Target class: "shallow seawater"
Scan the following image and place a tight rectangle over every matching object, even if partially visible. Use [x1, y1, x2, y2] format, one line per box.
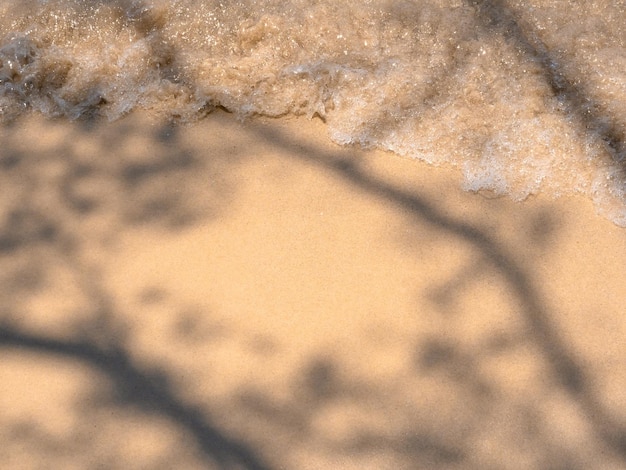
[1, 0, 625, 224]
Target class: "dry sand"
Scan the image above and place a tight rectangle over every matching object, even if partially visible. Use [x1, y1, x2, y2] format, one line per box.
[1, 110, 626, 469]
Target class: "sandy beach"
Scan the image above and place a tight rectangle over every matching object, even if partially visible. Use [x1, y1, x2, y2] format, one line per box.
[1, 110, 626, 469]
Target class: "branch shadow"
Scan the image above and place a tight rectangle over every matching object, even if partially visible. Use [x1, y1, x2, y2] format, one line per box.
[0, 111, 267, 467]
[0, 323, 271, 470]
[465, 0, 625, 165]
[0, 1, 625, 468]
[246, 119, 626, 464]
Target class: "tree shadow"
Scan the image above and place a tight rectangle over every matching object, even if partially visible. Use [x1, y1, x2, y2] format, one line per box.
[0, 323, 271, 470]
[244, 118, 626, 465]
[2, 108, 624, 469]
[1, 1, 625, 468]
[0, 111, 268, 468]
[466, 0, 625, 165]
[1, 111, 624, 469]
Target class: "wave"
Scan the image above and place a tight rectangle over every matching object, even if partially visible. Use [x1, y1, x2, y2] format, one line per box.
[1, 0, 625, 224]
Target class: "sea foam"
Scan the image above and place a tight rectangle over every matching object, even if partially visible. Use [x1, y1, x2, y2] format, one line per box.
[1, 0, 625, 224]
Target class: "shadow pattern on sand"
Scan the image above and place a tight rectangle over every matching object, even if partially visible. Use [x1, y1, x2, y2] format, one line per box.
[3, 118, 622, 467]
[245, 120, 626, 466]
[0, 325, 270, 470]
[0, 114, 268, 468]
[1, 1, 625, 469]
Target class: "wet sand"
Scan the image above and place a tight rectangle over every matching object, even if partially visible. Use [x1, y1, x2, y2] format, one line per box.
[1, 110, 626, 469]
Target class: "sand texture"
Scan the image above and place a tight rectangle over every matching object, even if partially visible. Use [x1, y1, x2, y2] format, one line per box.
[1, 111, 626, 469]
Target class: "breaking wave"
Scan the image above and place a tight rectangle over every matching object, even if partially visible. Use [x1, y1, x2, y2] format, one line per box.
[1, 0, 625, 224]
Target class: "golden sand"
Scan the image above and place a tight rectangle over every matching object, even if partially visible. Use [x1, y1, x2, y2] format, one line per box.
[1, 111, 625, 469]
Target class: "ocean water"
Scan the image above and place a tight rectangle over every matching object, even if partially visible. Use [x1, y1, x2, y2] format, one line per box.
[1, 0, 625, 224]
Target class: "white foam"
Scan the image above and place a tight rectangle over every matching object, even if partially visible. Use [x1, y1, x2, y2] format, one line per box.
[0, 0, 625, 225]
